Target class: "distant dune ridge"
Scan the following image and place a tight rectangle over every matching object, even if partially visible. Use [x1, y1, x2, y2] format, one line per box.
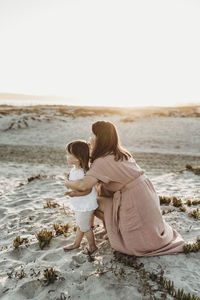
[0, 93, 66, 101]
[0, 92, 77, 106]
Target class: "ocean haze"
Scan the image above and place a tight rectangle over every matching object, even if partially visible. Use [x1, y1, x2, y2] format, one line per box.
[0, 93, 200, 108]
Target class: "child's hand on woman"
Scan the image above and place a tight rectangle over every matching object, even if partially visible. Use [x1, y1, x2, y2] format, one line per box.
[65, 173, 70, 180]
[65, 180, 71, 189]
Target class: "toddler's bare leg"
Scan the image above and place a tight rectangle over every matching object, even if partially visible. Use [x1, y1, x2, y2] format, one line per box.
[84, 229, 98, 253]
[63, 227, 84, 251]
[90, 214, 95, 228]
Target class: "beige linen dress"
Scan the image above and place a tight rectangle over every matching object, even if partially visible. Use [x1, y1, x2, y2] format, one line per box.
[87, 155, 185, 257]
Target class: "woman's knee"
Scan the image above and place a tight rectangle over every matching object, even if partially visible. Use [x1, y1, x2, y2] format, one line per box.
[94, 209, 104, 221]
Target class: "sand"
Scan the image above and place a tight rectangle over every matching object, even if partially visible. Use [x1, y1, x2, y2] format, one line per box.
[0, 105, 200, 300]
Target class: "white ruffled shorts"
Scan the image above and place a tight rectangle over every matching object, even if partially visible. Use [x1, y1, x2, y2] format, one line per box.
[74, 210, 94, 232]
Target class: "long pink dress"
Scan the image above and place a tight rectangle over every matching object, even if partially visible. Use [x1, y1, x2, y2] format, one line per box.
[87, 155, 185, 257]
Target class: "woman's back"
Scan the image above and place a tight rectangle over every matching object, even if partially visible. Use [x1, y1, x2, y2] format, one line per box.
[87, 154, 185, 256]
[88, 155, 144, 191]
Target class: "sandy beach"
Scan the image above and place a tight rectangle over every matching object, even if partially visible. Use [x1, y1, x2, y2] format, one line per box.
[0, 105, 200, 300]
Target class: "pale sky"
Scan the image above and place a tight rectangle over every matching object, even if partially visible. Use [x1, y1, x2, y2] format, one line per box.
[0, 0, 200, 107]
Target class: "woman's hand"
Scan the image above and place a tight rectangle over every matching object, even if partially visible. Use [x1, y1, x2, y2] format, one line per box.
[65, 191, 79, 197]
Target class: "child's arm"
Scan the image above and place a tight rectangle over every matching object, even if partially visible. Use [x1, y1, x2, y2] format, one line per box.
[64, 189, 92, 197]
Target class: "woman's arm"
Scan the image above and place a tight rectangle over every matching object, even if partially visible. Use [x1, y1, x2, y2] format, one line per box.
[65, 189, 92, 197]
[65, 175, 98, 192]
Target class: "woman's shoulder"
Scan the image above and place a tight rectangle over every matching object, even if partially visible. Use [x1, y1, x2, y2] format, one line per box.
[92, 155, 115, 165]
[92, 154, 134, 165]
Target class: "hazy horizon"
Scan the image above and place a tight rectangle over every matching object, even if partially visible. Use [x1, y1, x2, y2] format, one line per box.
[0, 92, 200, 108]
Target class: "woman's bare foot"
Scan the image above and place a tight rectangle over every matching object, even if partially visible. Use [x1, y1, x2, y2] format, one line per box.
[63, 243, 80, 251]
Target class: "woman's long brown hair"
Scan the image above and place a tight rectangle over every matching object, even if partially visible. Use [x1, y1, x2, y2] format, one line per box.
[90, 121, 131, 163]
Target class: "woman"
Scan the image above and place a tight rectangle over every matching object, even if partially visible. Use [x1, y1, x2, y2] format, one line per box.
[65, 121, 185, 256]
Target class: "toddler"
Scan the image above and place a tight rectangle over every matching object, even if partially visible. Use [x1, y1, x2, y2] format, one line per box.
[63, 140, 98, 254]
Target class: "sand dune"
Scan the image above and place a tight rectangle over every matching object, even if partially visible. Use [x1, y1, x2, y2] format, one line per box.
[0, 105, 200, 300]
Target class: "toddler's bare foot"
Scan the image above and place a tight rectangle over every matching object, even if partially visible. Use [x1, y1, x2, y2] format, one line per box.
[89, 245, 98, 253]
[83, 246, 98, 255]
[63, 243, 80, 251]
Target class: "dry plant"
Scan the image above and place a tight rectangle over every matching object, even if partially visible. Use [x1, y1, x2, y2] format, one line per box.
[15, 269, 25, 279]
[186, 164, 200, 175]
[179, 206, 187, 212]
[43, 267, 58, 286]
[43, 200, 60, 209]
[186, 200, 200, 206]
[183, 237, 200, 254]
[35, 229, 53, 249]
[172, 197, 183, 207]
[13, 236, 29, 249]
[189, 208, 200, 220]
[159, 196, 171, 205]
[27, 174, 48, 183]
[174, 164, 200, 175]
[72, 226, 77, 232]
[159, 196, 183, 207]
[162, 209, 175, 215]
[53, 223, 69, 237]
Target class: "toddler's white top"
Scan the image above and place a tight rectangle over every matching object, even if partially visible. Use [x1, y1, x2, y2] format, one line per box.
[68, 167, 98, 212]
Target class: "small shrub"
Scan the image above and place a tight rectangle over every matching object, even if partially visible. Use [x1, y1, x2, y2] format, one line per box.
[183, 237, 200, 254]
[43, 267, 58, 285]
[35, 229, 53, 249]
[186, 199, 200, 206]
[28, 174, 43, 183]
[159, 196, 171, 205]
[53, 223, 69, 237]
[13, 236, 28, 249]
[43, 200, 60, 209]
[189, 208, 200, 220]
[186, 200, 192, 206]
[162, 209, 175, 215]
[15, 269, 25, 279]
[172, 197, 182, 207]
[185, 164, 193, 170]
[186, 164, 200, 175]
[179, 206, 187, 212]
[73, 226, 77, 232]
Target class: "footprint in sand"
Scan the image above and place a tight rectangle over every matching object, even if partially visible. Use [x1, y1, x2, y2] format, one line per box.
[69, 255, 87, 268]
[17, 280, 40, 299]
[40, 251, 63, 262]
